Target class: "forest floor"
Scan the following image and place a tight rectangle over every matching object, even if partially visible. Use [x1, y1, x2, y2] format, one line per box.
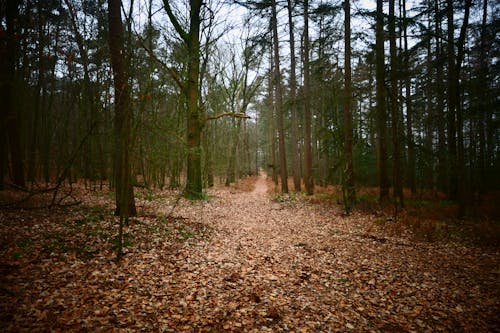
[0, 172, 499, 332]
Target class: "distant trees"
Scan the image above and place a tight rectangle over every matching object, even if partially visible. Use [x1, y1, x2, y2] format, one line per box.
[0, 0, 497, 215]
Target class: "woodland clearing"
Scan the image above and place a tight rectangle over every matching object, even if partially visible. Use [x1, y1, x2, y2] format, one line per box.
[0, 172, 499, 332]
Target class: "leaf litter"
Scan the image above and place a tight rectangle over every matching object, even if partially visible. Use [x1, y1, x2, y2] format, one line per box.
[0, 174, 499, 332]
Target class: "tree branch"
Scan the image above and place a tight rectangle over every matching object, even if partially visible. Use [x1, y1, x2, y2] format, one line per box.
[163, 0, 189, 42]
[206, 112, 251, 121]
[134, 34, 185, 92]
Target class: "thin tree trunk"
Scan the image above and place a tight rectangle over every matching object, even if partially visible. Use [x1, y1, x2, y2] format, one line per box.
[0, 0, 25, 188]
[376, 0, 389, 201]
[303, 0, 313, 195]
[403, 0, 416, 195]
[271, 0, 288, 193]
[433, 0, 446, 193]
[389, 0, 403, 208]
[267, 47, 278, 185]
[287, 0, 301, 192]
[343, 0, 355, 211]
[446, 0, 458, 201]
[454, 0, 472, 216]
[424, 5, 434, 190]
[478, 0, 488, 193]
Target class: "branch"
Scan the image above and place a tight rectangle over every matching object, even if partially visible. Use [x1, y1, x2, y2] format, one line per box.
[163, 0, 189, 42]
[135, 35, 185, 91]
[206, 112, 251, 121]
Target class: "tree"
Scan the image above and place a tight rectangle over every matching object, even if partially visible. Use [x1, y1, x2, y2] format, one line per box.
[451, 0, 472, 216]
[375, 0, 389, 201]
[0, 0, 25, 189]
[303, 0, 313, 195]
[108, 0, 137, 222]
[389, 0, 403, 208]
[271, 0, 288, 193]
[343, 0, 355, 212]
[444, 0, 471, 216]
[402, 0, 416, 195]
[163, 0, 204, 199]
[287, 0, 301, 192]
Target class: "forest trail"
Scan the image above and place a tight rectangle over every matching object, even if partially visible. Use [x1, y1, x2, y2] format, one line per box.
[1, 173, 499, 332]
[165, 171, 350, 330]
[160, 172, 499, 332]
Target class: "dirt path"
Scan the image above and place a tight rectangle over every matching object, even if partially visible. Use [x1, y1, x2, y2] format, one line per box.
[166, 172, 340, 330]
[162, 173, 499, 332]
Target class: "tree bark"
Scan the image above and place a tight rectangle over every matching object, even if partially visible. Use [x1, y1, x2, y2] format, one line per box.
[454, 0, 472, 216]
[164, 0, 203, 199]
[434, 0, 446, 193]
[303, 0, 314, 195]
[376, 0, 389, 201]
[0, 0, 25, 189]
[271, 0, 288, 193]
[403, 0, 416, 195]
[287, 0, 301, 192]
[267, 49, 278, 185]
[108, 0, 137, 217]
[343, 0, 355, 211]
[446, 0, 458, 201]
[478, 0, 488, 193]
[389, 0, 403, 207]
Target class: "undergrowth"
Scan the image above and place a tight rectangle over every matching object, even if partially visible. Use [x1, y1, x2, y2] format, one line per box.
[299, 185, 500, 248]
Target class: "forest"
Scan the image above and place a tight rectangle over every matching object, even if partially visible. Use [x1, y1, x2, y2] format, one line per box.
[0, 0, 499, 332]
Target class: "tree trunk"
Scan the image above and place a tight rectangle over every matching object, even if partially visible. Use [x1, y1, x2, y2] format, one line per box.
[164, 0, 203, 199]
[287, 0, 301, 192]
[433, 0, 447, 193]
[454, 0, 472, 216]
[389, 0, 403, 207]
[303, 0, 314, 195]
[108, 0, 137, 217]
[0, 0, 25, 189]
[343, 0, 355, 211]
[403, 0, 416, 195]
[267, 50, 278, 185]
[478, 0, 488, 193]
[376, 0, 389, 201]
[446, 0, 458, 201]
[271, 0, 288, 193]
[185, 1, 203, 198]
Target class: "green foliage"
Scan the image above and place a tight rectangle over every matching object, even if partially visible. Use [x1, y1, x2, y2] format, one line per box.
[17, 238, 32, 249]
[135, 190, 156, 201]
[110, 233, 134, 249]
[178, 224, 194, 240]
[338, 278, 349, 285]
[272, 192, 299, 203]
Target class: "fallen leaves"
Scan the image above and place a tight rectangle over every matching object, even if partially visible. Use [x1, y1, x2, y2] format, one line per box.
[0, 174, 499, 332]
